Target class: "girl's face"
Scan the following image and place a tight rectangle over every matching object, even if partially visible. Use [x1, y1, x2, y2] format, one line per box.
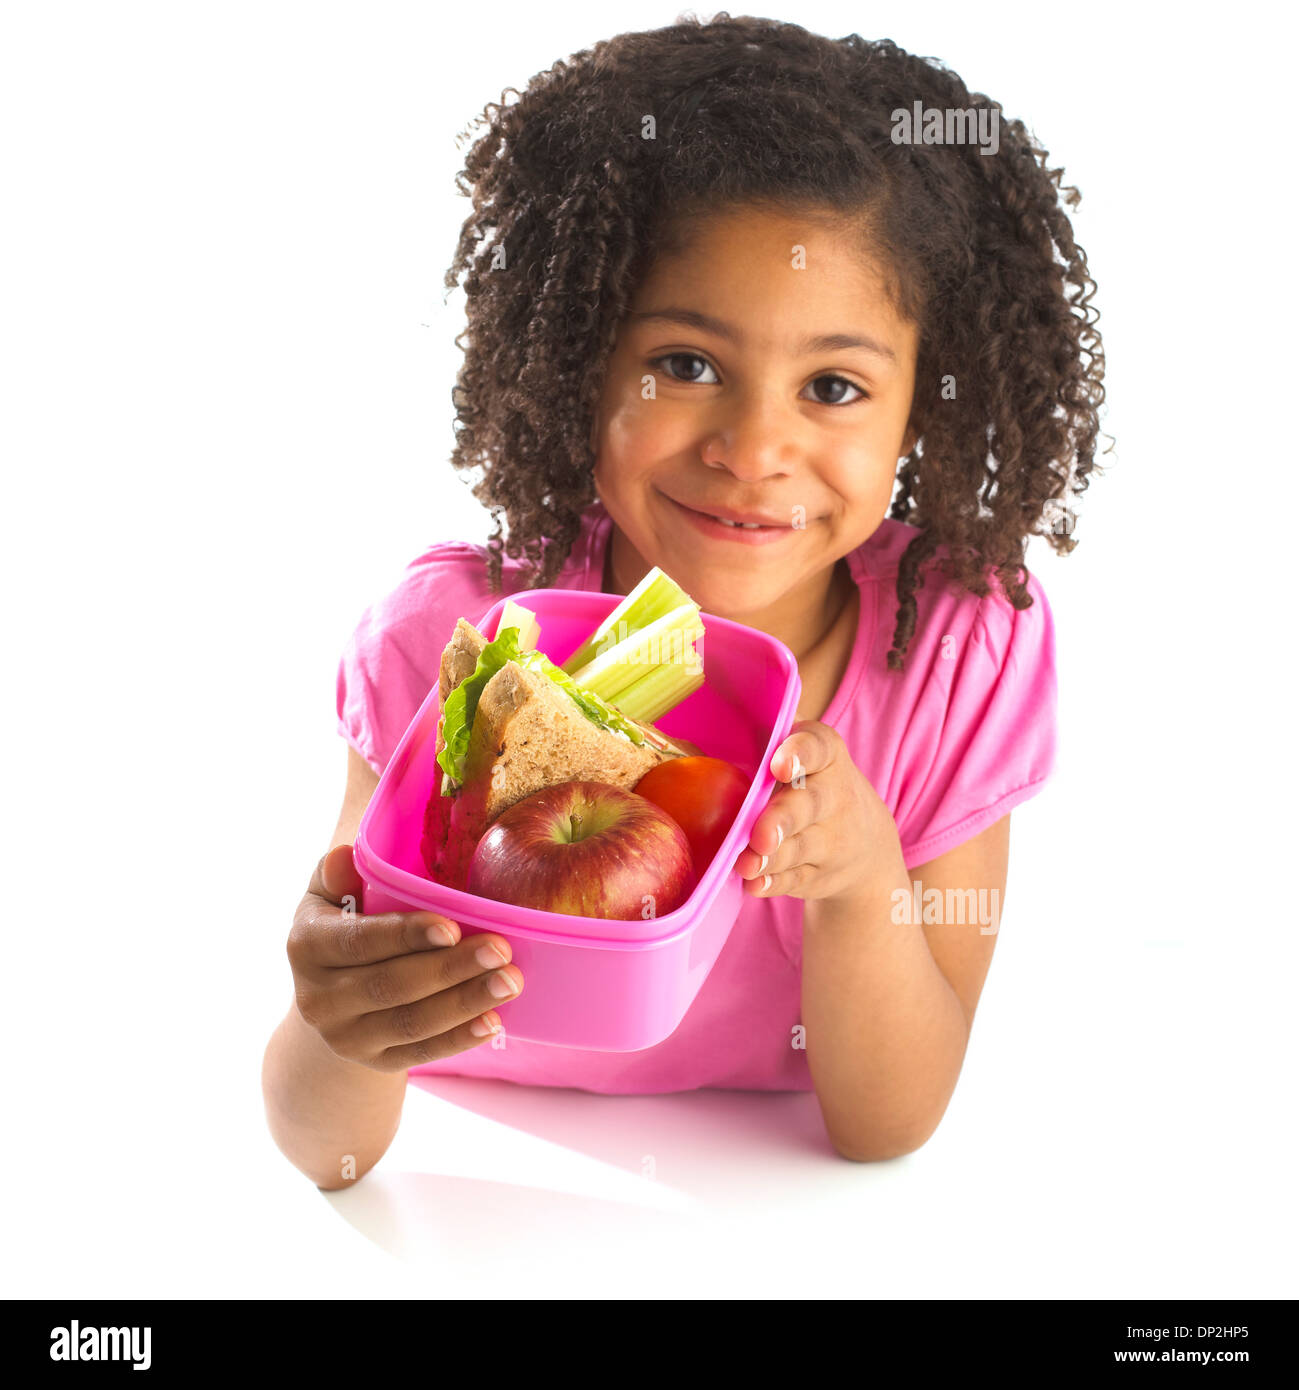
[592, 204, 919, 622]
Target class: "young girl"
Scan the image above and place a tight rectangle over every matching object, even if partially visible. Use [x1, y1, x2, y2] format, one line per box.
[263, 15, 1104, 1186]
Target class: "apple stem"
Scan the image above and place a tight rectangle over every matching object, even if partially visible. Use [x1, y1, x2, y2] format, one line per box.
[570, 812, 580, 838]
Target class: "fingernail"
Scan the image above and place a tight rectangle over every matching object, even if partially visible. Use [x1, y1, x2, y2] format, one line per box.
[470, 1014, 500, 1037]
[761, 873, 772, 893]
[427, 922, 457, 947]
[776, 824, 784, 848]
[757, 853, 768, 875]
[476, 941, 508, 969]
[487, 969, 518, 999]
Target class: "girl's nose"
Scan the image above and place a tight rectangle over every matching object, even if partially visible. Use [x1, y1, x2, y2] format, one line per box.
[701, 419, 794, 483]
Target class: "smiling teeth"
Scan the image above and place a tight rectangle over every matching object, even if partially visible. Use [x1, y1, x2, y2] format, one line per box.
[716, 517, 763, 528]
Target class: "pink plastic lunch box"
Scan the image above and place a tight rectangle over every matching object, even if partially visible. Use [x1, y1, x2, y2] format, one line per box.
[353, 587, 801, 1052]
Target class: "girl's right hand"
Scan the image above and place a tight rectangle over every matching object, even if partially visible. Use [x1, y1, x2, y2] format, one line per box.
[287, 843, 524, 1073]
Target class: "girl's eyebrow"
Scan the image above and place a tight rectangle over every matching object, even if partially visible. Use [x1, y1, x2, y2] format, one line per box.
[629, 306, 897, 364]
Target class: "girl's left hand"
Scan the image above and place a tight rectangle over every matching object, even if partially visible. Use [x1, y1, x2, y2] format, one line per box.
[733, 720, 905, 905]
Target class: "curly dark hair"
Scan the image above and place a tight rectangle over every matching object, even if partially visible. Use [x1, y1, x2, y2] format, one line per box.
[443, 12, 1107, 670]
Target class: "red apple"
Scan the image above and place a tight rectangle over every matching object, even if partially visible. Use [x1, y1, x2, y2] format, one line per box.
[467, 780, 694, 920]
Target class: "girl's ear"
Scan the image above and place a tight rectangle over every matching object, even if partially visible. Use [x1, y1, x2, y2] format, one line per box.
[900, 424, 919, 458]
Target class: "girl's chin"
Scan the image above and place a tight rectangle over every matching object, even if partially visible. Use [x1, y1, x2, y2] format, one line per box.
[662, 571, 782, 620]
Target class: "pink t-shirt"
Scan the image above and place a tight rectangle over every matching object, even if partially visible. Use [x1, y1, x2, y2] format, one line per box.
[335, 498, 1057, 1094]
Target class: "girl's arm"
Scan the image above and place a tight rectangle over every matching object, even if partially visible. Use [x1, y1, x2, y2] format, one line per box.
[262, 748, 408, 1190]
[263, 995, 410, 1190]
[801, 815, 1009, 1161]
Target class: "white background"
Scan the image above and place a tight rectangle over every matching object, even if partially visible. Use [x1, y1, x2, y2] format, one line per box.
[3, 0, 1295, 1300]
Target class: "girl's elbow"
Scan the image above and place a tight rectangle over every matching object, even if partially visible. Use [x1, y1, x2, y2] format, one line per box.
[311, 1152, 384, 1191]
[831, 1117, 941, 1162]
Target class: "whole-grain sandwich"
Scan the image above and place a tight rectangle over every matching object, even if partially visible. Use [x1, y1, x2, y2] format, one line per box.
[421, 589, 704, 892]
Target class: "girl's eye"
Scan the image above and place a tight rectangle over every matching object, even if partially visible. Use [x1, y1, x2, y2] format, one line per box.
[649, 354, 867, 405]
[806, 376, 867, 406]
[651, 353, 719, 385]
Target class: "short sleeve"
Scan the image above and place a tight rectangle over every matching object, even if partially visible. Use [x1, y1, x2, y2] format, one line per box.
[335, 542, 489, 777]
[896, 570, 1058, 867]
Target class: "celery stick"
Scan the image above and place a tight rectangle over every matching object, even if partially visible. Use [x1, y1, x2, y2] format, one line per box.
[609, 662, 705, 725]
[560, 567, 695, 674]
[568, 605, 703, 701]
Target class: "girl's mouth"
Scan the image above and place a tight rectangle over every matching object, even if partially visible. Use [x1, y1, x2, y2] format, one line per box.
[661, 492, 800, 546]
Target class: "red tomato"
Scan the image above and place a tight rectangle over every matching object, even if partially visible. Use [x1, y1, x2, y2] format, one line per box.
[633, 756, 750, 873]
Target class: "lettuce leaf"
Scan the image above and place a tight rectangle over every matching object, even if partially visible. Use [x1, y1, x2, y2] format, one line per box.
[436, 626, 645, 792]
